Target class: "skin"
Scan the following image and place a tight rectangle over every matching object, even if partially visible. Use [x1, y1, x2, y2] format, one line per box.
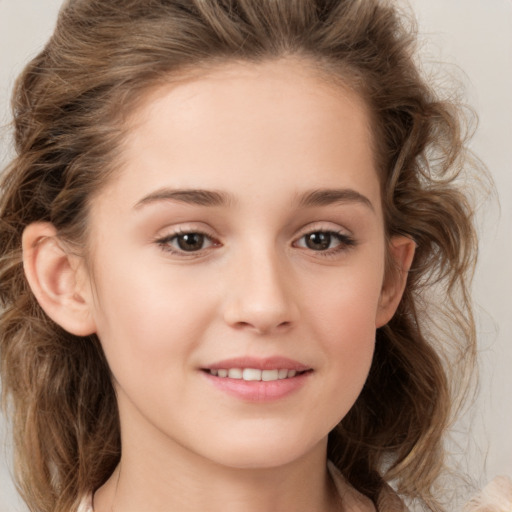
[23, 58, 415, 511]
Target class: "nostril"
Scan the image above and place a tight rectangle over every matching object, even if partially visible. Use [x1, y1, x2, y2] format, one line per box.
[230, 319, 293, 334]
[232, 321, 252, 330]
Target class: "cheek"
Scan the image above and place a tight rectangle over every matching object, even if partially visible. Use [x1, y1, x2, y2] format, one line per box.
[88, 251, 217, 377]
[305, 254, 384, 338]
[321, 282, 378, 381]
[301, 255, 384, 409]
[309, 307, 377, 431]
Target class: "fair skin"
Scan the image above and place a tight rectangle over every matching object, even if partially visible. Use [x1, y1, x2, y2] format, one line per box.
[22, 59, 415, 512]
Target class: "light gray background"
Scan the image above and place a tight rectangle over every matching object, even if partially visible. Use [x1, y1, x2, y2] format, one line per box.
[0, 1, 511, 510]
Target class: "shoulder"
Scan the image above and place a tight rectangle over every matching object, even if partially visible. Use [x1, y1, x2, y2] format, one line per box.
[327, 461, 408, 512]
[464, 476, 512, 512]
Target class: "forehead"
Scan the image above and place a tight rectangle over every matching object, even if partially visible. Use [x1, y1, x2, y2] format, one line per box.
[98, 58, 380, 215]
[127, 58, 374, 152]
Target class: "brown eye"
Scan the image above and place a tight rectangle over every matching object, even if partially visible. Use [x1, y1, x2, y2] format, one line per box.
[304, 232, 332, 251]
[176, 233, 206, 251]
[294, 230, 356, 254]
[157, 231, 217, 254]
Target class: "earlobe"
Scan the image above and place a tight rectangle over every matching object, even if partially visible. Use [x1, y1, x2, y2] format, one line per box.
[376, 235, 416, 328]
[22, 222, 96, 336]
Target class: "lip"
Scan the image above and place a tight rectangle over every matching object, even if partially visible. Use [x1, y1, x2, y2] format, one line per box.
[203, 356, 311, 372]
[201, 356, 312, 402]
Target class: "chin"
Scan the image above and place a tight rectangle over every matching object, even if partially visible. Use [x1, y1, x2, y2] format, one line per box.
[198, 431, 327, 470]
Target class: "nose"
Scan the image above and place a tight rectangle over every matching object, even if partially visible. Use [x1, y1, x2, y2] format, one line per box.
[222, 247, 299, 335]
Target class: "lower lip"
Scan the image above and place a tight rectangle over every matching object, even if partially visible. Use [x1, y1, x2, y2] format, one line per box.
[202, 371, 311, 402]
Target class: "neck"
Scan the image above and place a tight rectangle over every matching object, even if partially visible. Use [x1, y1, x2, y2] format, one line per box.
[93, 433, 339, 512]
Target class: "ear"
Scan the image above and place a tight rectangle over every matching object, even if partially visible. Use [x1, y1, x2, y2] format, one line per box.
[22, 222, 96, 336]
[375, 235, 416, 328]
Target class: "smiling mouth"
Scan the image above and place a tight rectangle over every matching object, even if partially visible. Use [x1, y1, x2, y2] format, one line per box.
[203, 368, 311, 381]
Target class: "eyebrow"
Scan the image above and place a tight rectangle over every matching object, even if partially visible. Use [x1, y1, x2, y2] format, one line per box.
[297, 188, 375, 211]
[134, 187, 374, 211]
[134, 188, 233, 209]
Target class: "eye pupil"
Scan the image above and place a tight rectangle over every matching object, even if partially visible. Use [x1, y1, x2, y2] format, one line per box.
[305, 232, 331, 251]
[177, 233, 204, 251]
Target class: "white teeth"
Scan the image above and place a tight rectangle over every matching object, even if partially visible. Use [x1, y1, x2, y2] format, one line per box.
[278, 369, 288, 379]
[262, 369, 279, 381]
[243, 368, 262, 381]
[209, 368, 304, 381]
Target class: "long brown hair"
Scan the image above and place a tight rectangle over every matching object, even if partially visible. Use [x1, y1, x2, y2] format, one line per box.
[0, 1, 479, 511]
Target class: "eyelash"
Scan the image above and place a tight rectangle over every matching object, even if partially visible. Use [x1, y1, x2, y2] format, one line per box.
[293, 230, 356, 257]
[154, 228, 356, 257]
[155, 228, 219, 256]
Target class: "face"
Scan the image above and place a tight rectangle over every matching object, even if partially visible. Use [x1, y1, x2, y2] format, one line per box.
[82, 59, 402, 470]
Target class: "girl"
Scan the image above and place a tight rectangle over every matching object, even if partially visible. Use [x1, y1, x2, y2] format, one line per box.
[0, 0, 482, 511]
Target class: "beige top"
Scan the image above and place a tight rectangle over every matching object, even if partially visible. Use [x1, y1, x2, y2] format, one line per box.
[327, 461, 407, 512]
[77, 461, 407, 512]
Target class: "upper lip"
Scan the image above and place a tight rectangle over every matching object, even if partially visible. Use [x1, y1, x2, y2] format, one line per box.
[203, 356, 311, 372]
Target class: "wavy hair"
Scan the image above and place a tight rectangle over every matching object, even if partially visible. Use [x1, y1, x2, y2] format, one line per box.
[0, 1, 479, 511]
